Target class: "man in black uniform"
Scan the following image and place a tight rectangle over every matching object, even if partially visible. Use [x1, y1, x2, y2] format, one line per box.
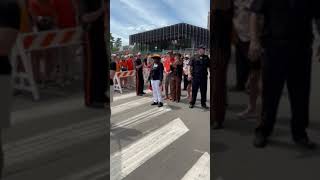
[189, 45, 210, 109]
[0, 0, 20, 177]
[135, 53, 145, 96]
[250, 0, 320, 148]
[79, 0, 108, 108]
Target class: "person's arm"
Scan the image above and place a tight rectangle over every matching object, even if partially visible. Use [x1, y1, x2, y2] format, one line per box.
[188, 58, 194, 80]
[248, 0, 266, 61]
[159, 63, 164, 83]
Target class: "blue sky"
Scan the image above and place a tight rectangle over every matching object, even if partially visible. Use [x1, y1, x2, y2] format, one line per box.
[111, 0, 210, 45]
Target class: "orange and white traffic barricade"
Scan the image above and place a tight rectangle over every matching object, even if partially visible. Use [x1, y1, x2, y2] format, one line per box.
[10, 27, 83, 100]
[113, 70, 136, 94]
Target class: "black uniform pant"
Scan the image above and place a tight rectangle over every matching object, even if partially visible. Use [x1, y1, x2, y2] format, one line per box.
[235, 40, 250, 89]
[256, 45, 312, 140]
[136, 70, 144, 95]
[190, 76, 207, 105]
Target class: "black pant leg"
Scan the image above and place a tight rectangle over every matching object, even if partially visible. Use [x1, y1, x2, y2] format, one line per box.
[287, 48, 312, 139]
[191, 78, 200, 105]
[139, 72, 144, 94]
[235, 41, 250, 89]
[200, 77, 208, 105]
[256, 47, 288, 137]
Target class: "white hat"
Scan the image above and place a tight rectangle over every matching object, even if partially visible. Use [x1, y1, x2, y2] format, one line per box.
[111, 54, 117, 57]
[137, 52, 141, 55]
[185, 54, 190, 58]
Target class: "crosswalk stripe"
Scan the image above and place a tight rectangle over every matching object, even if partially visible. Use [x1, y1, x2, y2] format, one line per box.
[11, 97, 84, 125]
[111, 105, 171, 133]
[111, 97, 151, 115]
[181, 152, 210, 180]
[4, 117, 106, 167]
[110, 118, 189, 180]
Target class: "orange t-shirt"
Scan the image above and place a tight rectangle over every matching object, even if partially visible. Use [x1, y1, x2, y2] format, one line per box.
[119, 60, 128, 70]
[127, 58, 134, 71]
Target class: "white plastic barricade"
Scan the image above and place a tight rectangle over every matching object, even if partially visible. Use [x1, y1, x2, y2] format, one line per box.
[113, 70, 136, 94]
[10, 27, 83, 100]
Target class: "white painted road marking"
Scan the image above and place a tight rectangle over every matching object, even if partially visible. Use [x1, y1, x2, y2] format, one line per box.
[110, 118, 189, 180]
[181, 152, 210, 180]
[111, 98, 150, 115]
[111, 105, 171, 133]
[4, 117, 106, 167]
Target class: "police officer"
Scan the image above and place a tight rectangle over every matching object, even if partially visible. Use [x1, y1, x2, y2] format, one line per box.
[250, 0, 320, 149]
[189, 45, 210, 109]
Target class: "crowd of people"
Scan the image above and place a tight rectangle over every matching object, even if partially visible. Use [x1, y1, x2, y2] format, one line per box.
[110, 47, 210, 109]
[212, 0, 320, 149]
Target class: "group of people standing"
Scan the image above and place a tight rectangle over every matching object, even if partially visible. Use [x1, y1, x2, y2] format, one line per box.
[110, 46, 210, 109]
[212, 0, 320, 149]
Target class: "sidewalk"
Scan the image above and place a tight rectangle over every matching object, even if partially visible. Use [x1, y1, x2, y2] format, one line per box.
[212, 61, 320, 180]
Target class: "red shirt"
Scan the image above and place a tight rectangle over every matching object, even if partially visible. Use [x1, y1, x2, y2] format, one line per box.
[127, 58, 134, 71]
[164, 57, 175, 73]
[51, 0, 76, 28]
[28, 0, 56, 17]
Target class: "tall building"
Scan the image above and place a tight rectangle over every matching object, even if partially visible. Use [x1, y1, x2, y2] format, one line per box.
[129, 23, 210, 52]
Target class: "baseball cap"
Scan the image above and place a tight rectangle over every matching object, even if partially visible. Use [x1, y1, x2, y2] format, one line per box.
[151, 54, 161, 58]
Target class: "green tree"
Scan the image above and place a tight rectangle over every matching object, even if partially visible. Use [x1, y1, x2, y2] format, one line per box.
[115, 38, 122, 50]
[110, 33, 115, 50]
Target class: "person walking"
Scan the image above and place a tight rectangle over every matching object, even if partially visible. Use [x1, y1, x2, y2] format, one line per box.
[250, 0, 320, 148]
[135, 52, 145, 96]
[170, 53, 183, 102]
[0, 0, 21, 177]
[189, 46, 210, 109]
[149, 54, 164, 107]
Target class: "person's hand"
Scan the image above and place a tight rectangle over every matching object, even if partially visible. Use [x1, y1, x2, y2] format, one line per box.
[188, 76, 192, 81]
[249, 40, 263, 62]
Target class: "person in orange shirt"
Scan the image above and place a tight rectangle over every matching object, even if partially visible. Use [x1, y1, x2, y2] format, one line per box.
[126, 54, 134, 88]
[119, 55, 128, 88]
[163, 51, 175, 100]
[115, 56, 121, 72]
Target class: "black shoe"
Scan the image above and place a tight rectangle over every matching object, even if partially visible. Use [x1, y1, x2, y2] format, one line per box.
[294, 137, 316, 150]
[158, 102, 163, 107]
[138, 94, 143, 96]
[151, 102, 158, 106]
[201, 104, 209, 109]
[142, 92, 146, 94]
[189, 104, 194, 108]
[253, 133, 268, 148]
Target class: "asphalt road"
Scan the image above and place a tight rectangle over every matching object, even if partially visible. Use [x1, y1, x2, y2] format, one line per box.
[3, 83, 109, 180]
[110, 80, 210, 180]
[212, 50, 320, 179]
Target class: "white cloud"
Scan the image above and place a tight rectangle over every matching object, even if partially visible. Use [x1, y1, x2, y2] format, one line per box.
[111, 0, 210, 45]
